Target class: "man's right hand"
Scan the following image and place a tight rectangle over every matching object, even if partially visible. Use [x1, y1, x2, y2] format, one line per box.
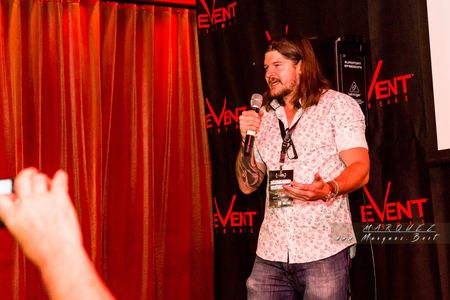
[238, 109, 264, 140]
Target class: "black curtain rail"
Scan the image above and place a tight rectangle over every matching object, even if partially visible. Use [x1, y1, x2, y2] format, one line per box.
[101, 0, 195, 9]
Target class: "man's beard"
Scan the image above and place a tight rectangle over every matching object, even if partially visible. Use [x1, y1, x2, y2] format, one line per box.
[270, 86, 291, 99]
[269, 80, 298, 99]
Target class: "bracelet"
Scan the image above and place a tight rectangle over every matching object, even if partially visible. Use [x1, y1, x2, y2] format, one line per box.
[323, 180, 339, 202]
[328, 180, 339, 196]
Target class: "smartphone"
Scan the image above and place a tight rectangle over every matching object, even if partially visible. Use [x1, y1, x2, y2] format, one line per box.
[0, 178, 14, 228]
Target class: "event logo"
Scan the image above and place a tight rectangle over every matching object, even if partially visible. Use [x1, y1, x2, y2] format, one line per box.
[265, 25, 289, 41]
[213, 195, 258, 234]
[197, 0, 238, 32]
[353, 182, 440, 244]
[368, 60, 415, 108]
[205, 97, 246, 133]
[360, 182, 428, 222]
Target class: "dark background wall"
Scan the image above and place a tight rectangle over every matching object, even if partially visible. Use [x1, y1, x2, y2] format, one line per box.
[197, 0, 449, 299]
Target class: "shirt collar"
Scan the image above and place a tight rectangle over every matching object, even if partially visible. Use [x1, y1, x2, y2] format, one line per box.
[269, 99, 303, 128]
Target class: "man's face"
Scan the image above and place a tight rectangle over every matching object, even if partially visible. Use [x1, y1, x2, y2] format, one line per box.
[264, 50, 301, 100]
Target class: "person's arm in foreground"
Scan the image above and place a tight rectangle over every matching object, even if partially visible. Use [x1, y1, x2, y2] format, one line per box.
[235, 109, 267, 194]
[0, 168, 115, 300]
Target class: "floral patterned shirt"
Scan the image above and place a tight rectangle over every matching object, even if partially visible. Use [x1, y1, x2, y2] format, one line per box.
[254, 89, 368, 263]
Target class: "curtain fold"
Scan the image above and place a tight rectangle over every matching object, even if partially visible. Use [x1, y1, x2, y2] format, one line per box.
[0, 1, 213, 299]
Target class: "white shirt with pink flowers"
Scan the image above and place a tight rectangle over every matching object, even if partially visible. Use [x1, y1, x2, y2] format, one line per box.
[254, 89, 368, 263]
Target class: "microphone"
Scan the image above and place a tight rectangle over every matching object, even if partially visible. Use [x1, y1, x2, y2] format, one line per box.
[244, 93, 263, 155]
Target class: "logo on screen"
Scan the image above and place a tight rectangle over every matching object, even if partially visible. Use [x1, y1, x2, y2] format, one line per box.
[213, 195, 258, 234]
[368, 60, 415, 108]
[197, 0, 238, 33]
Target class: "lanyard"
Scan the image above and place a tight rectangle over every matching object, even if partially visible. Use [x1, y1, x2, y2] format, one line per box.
[278, 115, 301, 166]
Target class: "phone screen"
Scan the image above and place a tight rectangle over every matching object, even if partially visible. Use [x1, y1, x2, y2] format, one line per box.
[0, 178, 14, 228]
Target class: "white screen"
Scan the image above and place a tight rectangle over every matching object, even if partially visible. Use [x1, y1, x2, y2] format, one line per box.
[427, 0, 450, 151]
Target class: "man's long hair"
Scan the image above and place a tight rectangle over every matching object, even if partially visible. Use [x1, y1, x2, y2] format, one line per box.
[263, 35, 331, 111]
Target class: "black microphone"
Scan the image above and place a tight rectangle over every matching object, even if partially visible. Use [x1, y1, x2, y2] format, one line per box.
[244, 93, 263, 155]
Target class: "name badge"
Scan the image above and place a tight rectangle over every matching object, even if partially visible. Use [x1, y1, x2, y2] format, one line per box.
[268, 169, 294, 208]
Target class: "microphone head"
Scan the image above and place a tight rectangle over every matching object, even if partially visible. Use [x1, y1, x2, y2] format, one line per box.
[250, 93, 263, 109]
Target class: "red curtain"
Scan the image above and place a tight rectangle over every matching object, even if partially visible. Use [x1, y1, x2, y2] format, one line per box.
[0, 1, 213, 299]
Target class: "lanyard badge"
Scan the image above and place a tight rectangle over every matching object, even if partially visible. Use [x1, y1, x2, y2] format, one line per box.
[268, 169, 294, 208]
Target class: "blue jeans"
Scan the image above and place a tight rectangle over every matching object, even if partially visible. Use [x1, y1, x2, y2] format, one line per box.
[247, 249, 350, 300]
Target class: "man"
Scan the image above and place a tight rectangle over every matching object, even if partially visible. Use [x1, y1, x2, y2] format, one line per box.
[0, 168, 115, 300]
[236, 35, 370, 299]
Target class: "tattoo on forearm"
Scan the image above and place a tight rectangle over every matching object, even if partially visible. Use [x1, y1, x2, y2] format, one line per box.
[236, 152, 264, 189]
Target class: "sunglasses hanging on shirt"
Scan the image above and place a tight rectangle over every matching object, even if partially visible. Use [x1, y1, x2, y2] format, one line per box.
[278, 118, 300, 165]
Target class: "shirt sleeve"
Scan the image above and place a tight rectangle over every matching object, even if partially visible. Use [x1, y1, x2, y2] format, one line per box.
[254, 143, 264, 163]
[330, 94, 368, 152]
